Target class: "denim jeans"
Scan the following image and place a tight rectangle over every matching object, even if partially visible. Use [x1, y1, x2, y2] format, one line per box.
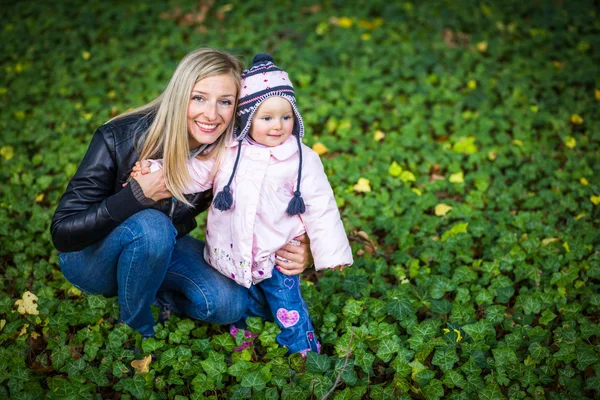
[239, 268, 320, 354]
[59, 209, 249, 337]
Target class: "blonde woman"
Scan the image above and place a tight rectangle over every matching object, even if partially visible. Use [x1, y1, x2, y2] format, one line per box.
[51, 48, 313, 337]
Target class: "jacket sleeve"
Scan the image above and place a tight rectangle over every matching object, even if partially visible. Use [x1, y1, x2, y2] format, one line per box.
[299, 149, 353, 271]
[50, 125, 149, 252]
[149, 157, 215, 194]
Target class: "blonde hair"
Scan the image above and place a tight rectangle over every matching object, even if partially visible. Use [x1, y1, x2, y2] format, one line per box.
[113, 48, 243, 206]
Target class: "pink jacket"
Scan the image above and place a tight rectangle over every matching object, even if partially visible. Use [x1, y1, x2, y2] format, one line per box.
[149, 136, 353, 288]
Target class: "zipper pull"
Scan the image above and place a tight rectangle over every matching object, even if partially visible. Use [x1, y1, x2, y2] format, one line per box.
[169, 197, 177, 220]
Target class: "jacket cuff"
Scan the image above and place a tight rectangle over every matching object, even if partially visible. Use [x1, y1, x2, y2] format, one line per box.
[105, 181, 154, 222]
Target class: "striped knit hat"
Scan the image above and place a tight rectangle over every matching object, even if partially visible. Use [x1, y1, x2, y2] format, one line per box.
[212, 54, 306, 215]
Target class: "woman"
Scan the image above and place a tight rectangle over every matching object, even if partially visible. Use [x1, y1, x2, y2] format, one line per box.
[51, 48, 312, 337]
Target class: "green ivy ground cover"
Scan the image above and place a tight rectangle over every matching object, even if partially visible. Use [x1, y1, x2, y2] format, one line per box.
[1, 0, 599, 398]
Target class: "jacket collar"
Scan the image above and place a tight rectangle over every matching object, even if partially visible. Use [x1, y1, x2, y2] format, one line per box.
[228, 135, 299, 161]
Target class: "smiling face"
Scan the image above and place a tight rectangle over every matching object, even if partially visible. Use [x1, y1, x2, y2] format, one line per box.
[187, 74, 238, 148]
[249, 96, 295, 147]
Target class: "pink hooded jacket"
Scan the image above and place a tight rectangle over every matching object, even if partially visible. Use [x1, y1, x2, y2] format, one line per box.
[149, 136, 353, 288]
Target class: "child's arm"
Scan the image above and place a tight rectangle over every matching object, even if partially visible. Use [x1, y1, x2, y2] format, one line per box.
[298, 149, 353, 271]
[131, 157, 216, 194]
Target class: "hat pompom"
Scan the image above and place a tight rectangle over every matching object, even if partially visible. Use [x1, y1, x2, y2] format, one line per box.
[252, 53, 274, 65]
[213, 186, 233, 211]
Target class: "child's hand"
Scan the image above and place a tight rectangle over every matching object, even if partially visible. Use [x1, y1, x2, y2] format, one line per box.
[122, 161, 152, 187]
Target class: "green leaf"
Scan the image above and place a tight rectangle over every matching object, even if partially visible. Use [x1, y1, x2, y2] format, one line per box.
[443, 370, 466, 389]
[122, 374, 147, 399]
[376, 336, 400, 362]
[462, 321, 494, 342]
[306, 351, 331, 374]
[432, 347, 459, 372]
[200, 351, 227, 379]
[441, 223, 469, 242]
[422, 378, 444, 400]
[354, 349, 376, 373]
[141, 338, 165, 353]
[575, 345, 598, 371]
[528, 342, 550, 362]
[191, 373, 215, 393]
[386, 296, 415, 321]
[240, 366, 271, 391]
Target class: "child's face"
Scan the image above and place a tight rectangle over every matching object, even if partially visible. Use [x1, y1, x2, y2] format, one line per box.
[249, 96, 294, 147]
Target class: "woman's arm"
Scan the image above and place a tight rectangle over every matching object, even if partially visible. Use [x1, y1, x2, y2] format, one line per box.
[50, 125, 169, 252]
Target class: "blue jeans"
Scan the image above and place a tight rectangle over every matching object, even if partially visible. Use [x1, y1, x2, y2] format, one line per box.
[240, 269, 320, 354]
[59, 209, 249, 337]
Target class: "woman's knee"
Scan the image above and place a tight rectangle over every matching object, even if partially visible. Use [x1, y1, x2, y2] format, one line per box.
[119, 209, 177, 256]
[59, 253, 117, 296]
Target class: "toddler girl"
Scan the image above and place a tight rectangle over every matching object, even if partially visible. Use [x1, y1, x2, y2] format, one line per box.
[136, 54, 353, 355]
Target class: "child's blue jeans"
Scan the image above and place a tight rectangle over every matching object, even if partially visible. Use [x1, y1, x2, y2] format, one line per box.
[237, 268, 321, 355]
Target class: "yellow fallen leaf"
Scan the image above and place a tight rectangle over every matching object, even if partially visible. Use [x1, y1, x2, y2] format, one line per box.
[0, 319, 5, 331]
[361, 33, 371, 41]
[399, 170, 416, 183]
[596, 89, 600, 101]
[388, 161, 402, 177]
[83, 112, 93, 120]
[512, 140, 523, 146]
[591, 195, 600, 205]
[35, 193, 44, 202]
[541, 238, 559, 247]
[449, 172, 464, 184]
[131, 355, 152, 374]
[570, 114, 583, 125]
[580, 178, 589, 185]
[530, 105, 539, 113]
[82, 51, 91, 60]
[488, 151, 497, 161]
[18, 323, 29, 337]
[337, 17, 353, 28]
[476, 41, 488, 52]
[411, 188, 422, 196]
[443, 328, 450, 334]
[31, 332, 40, 339]
[15, 291, 39, 316]
[312, 142, 328, 156]
[564, 136, 576, 149]
[353, 178, 371, 193]
[1, 145, 14, 160]
[435, 204, 453, 216]
[374, 130, 385, 141]
[575, 213, 587, 220]
[563, 242, 570, 253]
[454, 329, 463, 342]
[467, 80, 477, 89]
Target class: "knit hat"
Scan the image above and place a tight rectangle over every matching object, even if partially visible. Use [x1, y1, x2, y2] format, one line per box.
[213, 54, 306, 215]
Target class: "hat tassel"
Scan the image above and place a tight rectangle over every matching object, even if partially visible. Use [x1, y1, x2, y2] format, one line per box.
[213, 142, 242, 211]
[286, 134, 306, 215]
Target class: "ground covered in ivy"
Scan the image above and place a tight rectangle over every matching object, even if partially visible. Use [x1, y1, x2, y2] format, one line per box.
[1, 0, 599, 399]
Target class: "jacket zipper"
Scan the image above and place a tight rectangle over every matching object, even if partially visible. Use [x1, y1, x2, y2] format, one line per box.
[169, 198, 177, 221]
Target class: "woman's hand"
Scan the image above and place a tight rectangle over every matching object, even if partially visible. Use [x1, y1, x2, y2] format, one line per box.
[275, 233, 314, 276]
[134, 169, 172, 201]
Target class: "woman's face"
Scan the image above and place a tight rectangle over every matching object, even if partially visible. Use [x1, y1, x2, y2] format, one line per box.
[187, 74, 238, 148]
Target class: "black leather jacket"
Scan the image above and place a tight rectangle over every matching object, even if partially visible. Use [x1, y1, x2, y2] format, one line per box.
[51, 113, 212, 253]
